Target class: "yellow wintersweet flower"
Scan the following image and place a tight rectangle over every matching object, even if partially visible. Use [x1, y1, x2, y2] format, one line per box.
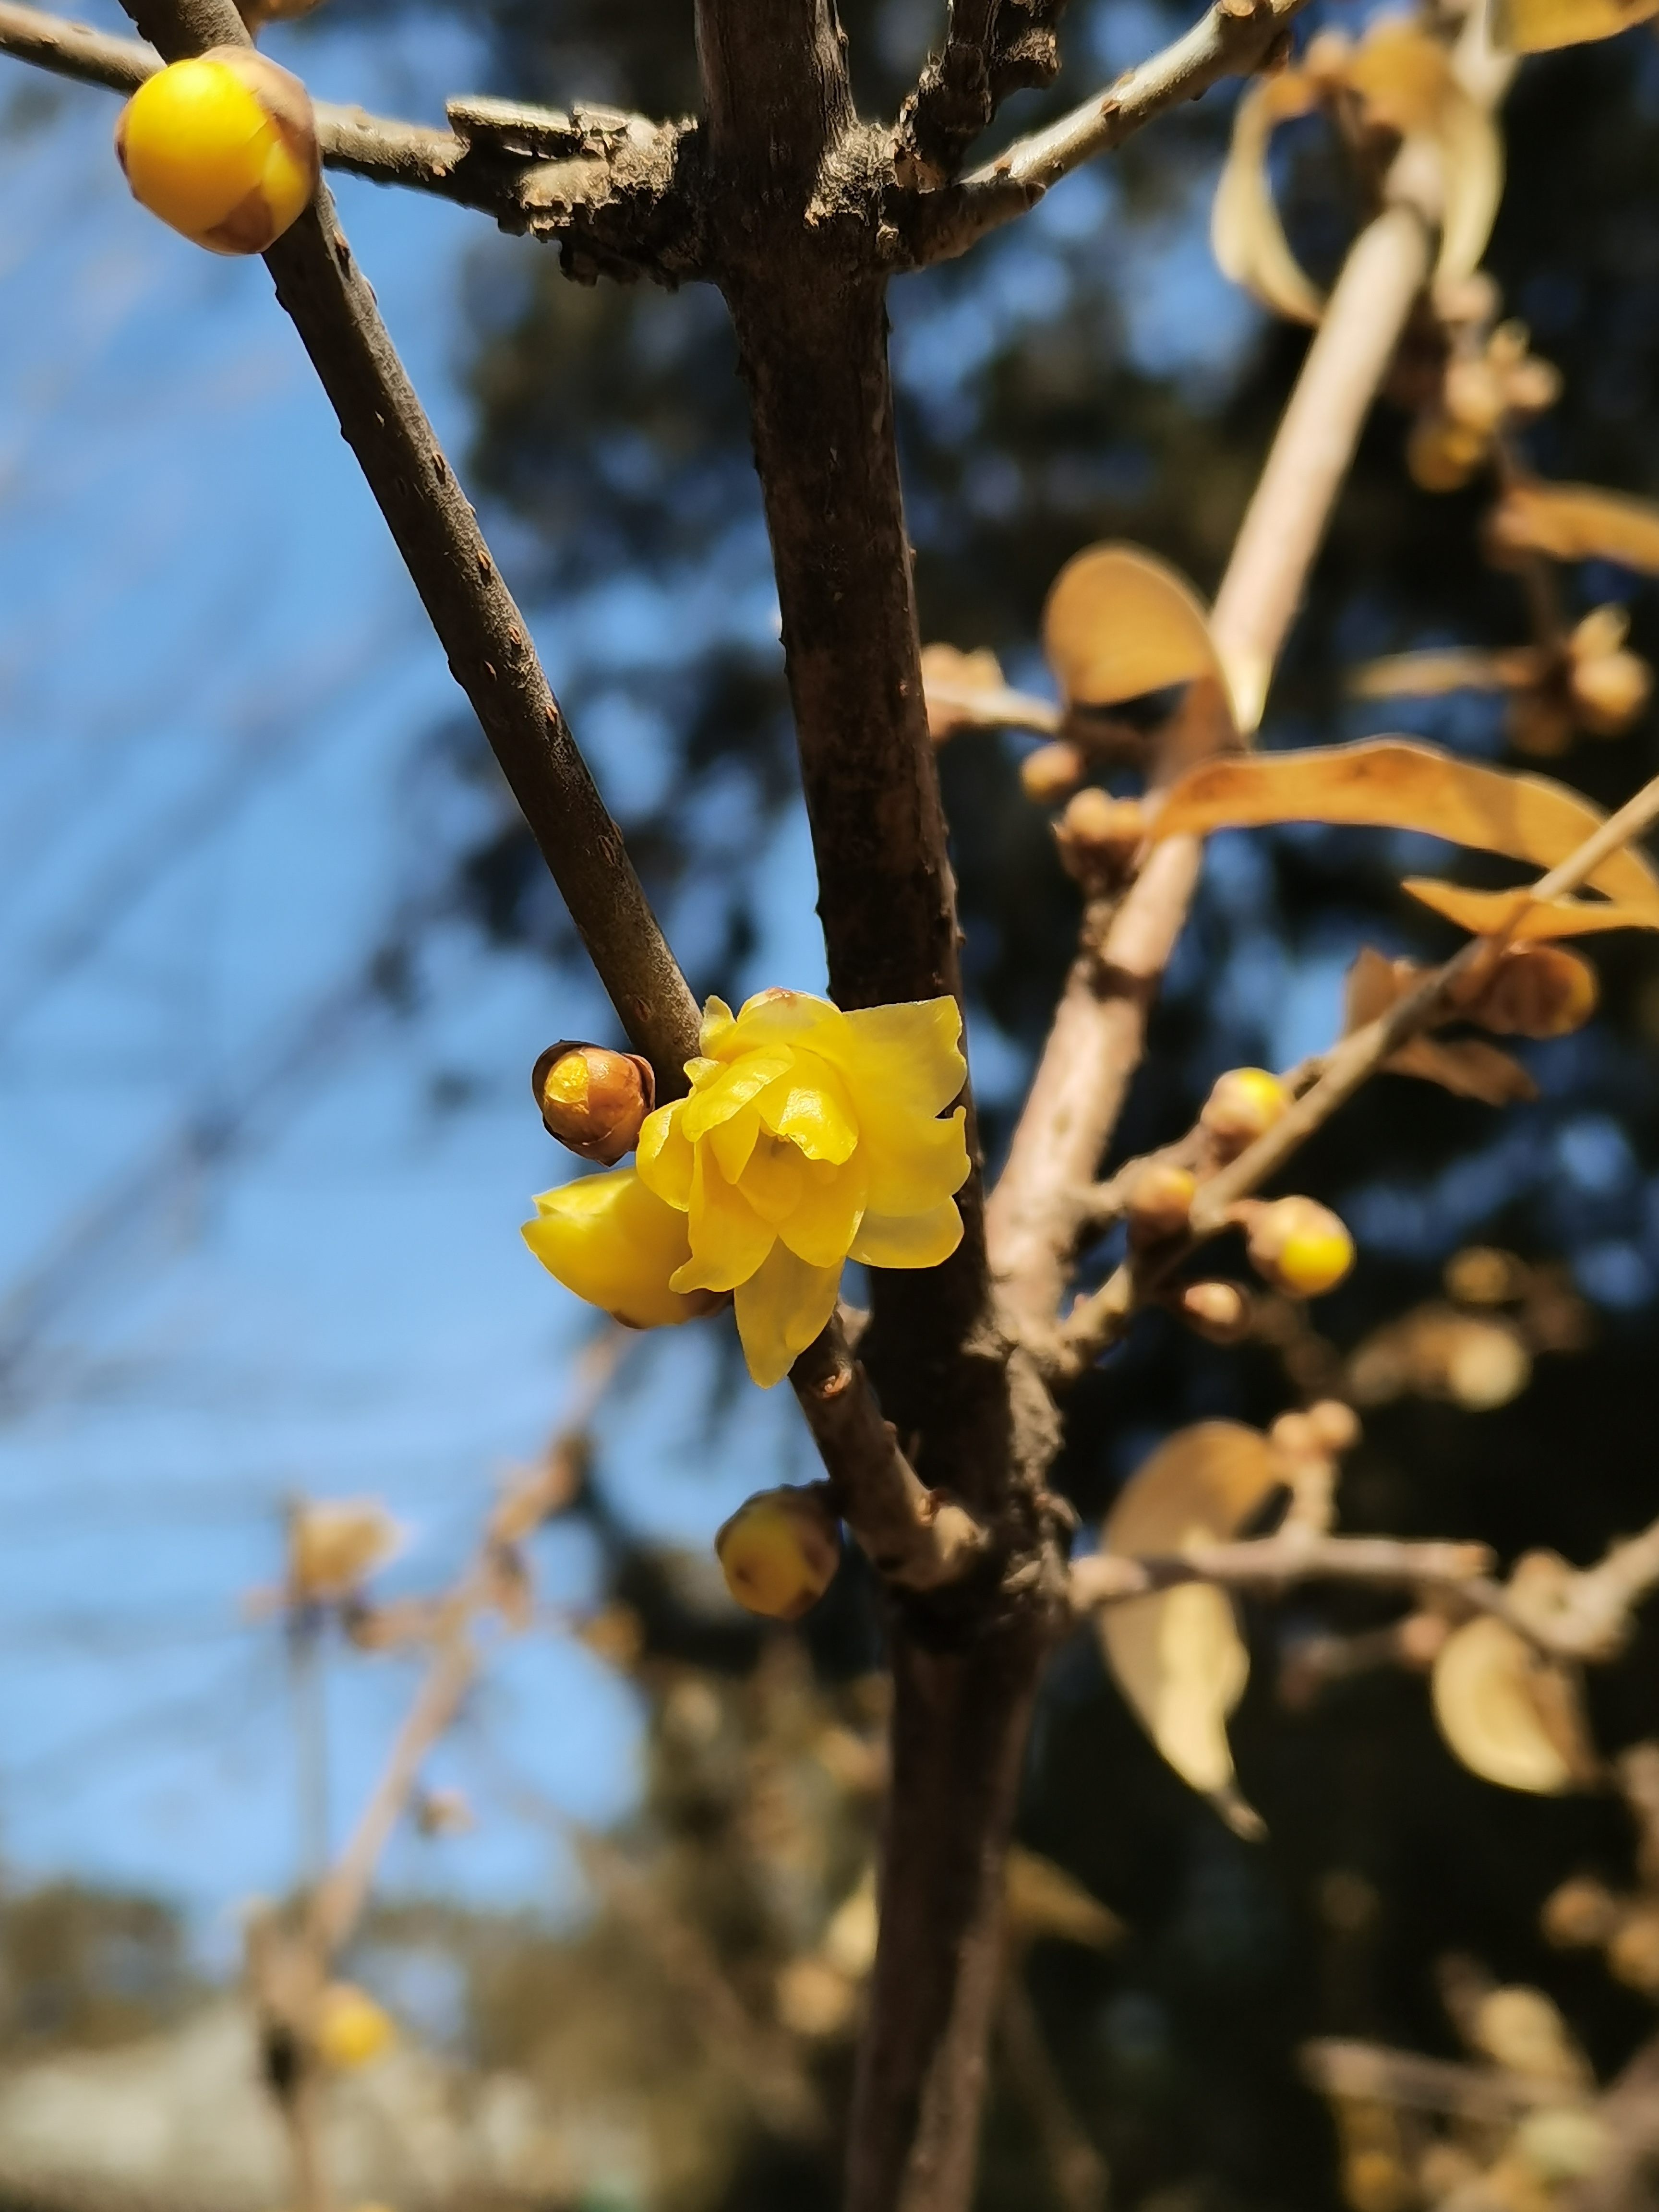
[523, 989, 970, 1388]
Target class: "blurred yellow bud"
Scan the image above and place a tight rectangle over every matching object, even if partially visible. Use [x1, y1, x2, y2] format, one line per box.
[1175, 1280, 1251, 1343]
[532, 1041, 655, 1164]
[1200, 1067, 1288, 1156]
[715, 1485, 840, 1620]
[1056, 789, 1147, 882]
[1247, 1197, 1355, 1298]
[115, 48, 319, 255]
[1456, 945, 1597, 1038]
[1408, 411, 1488, 493]
[1569, 648, 1651, 736]
[1443, 356, 1508, 437]
[1126, 1161, 1197, 1246]
[522, 1168, 721, 1330]
[1609, 1905, 1659, 1995]
[316, 1983, 396, 2069]
[1019, 740, 1086, 806]
[289, 1499, 403, 1604]
[1540, 1874, 1618, 1950]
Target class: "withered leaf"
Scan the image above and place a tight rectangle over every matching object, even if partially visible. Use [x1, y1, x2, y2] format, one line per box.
[1431, 1615, 1597, 1794]
[1493, 481, 1659, 574]
[1211, 72, 1325, 326]
[1404, 879, 1659, 939]
[1492, 0, 1659, 49]
[1344, 948, 1537, 1105]
[1043, 543, 1229, 718]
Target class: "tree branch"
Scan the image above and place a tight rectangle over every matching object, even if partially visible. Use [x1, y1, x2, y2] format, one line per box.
[0, 1, 698, 279]
[986, 36, 1515, 1343]
[1054, 768, 1659, 1378]
[901, 0, 1308, 264]
[1070, 1532, 1496, 1610]
[894, 0, 1073, 193]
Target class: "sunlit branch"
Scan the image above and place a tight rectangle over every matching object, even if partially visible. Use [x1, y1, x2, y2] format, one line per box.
[1070, 1533, 1496, 1610]
[1053, 770, 1659, 1378]
[906, 0, 1310, 264]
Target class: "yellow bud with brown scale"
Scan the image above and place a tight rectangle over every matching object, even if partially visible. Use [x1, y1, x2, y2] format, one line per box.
[715, 1485, 840, 1621]
[532, 1040, 655, 1164]
[1125, 1160, 1196, 1248]
[115, 48, 319, 256]
[1200, 1067, 1287, 1158]
[1246, 1196, 1355, 1299]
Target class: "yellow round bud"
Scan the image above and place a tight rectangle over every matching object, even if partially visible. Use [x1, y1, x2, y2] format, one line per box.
[1457, 945, 1597, 1038]
[1200, 1067, 1288, 1157]
[115, 48, 319, 256]
[1570, 649, 1652, 736]
[1019, 740, 1086, 807]
[1125, 1160, 1196, 1247]
[1247, 1197, 1355, 1299]
[715, 1486, 840, 1621]
[1407, 411, 1487, 493]
[1443, 356, 1507, 438]
[1305, 1399, 1360, 1455]
[315, 1983, 396, 2069]
[1610, 1907, 1659, 1996]
[1175, 1280, 1251, 1343]
[532, 1041, 655, 1164]
[1540, 1875, 1618, 1951]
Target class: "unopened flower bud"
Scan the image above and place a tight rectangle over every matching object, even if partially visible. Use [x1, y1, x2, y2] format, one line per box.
[1247, 1197, 1355, 1299]
[1269, 1409, 1324, 1463]
[1305, 1399, 1361, 1455]
[316, 1983, 396, 2069]
[1570, 650, 1651, 736]
[1443, 356, 1507, 438]
[1610, 1907, 1659, 1996]
[1056, 789, 1146, 881]
[1200, 1067, 1288, 1157]
[532, 1041, 655, 1164]
[115, 48, 319, 255]
[716, 1486, 840, 1620]
[1020, 740, 1086, 806]
[1541, 1875, 1618, 1951]
[1455, 945, 1597, 1038]
[1126, 1160, 1197, 1247]
[1408, 411, 1487, 493]
[1176, 1280, 1251, 1343]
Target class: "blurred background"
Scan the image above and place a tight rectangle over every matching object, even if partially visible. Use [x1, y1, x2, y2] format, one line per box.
[2, 2, 1659, 2207]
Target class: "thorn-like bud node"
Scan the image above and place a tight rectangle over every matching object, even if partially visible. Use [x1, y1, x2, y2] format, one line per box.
[1056, 789, 1147, 882]
[1125, 1160, 1197, 1247]
[115, 48, 320, 255]
[533, 1041, 655, 1163]
[1200, 1067, 1288, 1157]
[715, 1486, 841, 1621]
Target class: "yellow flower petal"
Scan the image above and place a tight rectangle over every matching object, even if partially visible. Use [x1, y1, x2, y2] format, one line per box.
[726, 987, 842, 1056]
[522, 1169, 704, 1328]
[733, 1241, 845, 1388]
[677, 1146, 777, 1293]
[697, 997, 738, 1057]
[756, 1051, 859, 1164]
[737, 1132, 805, 1225]
[777, 1153, 868, 1269]
[849, 1197, 964, 1271]
[681, 1047, 795, 1142]
[859, 1106, 971, 1217]
[708, 1100, 760, 1185]
[838, 998, 966, 1119]
[636, 1099, 694, 1210]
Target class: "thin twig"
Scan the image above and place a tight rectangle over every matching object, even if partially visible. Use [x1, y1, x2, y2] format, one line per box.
[0, 1, 695, 267]
[1069, 1532, 1495, 1610]
[1302, 2038, 1590, 2121]
[906, 0, 1310, 264]
[1054, 769, 1659, 1377]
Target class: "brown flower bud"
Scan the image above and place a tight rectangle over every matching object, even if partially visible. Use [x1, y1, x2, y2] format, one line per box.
[1200, 1067, 1288, 1157]
[1570, 650, 1652, 736]
[1609, 1906, 1659, 1996]
[1455, 945, 1597, 1038]
[1269, 1409, 1325, 1463]
[1247, 1197, 1355, 1299]
[1176, 1280, 1252, 1343]
[1540, 1875, 1619, 1951]
[1125, 1160, 1197, 1247]
[1305, 1399, 1361, 1455]
[1020, 740, 1086, 806]
[1443, 356, 1508, 438]
[1407, 411, 1487, 493]
[533, 1041, 655, 1163]
[1056, 789, 1147, 882]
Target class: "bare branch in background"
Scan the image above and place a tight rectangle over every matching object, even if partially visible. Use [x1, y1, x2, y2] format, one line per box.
[1070, 1532, 1496, 1610]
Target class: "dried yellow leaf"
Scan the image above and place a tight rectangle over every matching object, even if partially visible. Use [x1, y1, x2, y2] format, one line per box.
[1493, 481, 1659, 573]
[1042, 543, 1230, 716]
[1005, 1845, 1123, 1951]
[1492, 0, 1659, 49]
[1403, 879, 1659, 938]
[1099, 1423, 1281, 1829]
[1431, 1616, 1595, 1794]
[1211, 72, 1325, 327]
[1150, 739, 1659, 914]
